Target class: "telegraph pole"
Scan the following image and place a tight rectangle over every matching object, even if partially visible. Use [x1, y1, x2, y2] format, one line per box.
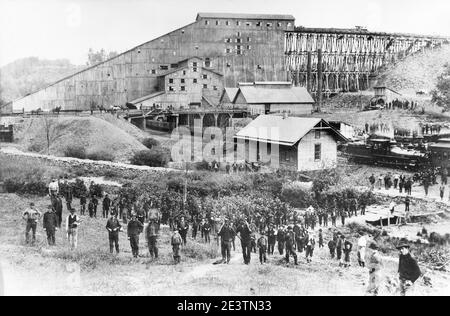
[317, 49, 323, 113]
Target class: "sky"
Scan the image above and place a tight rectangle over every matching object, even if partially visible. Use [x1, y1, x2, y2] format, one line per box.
[1, 0, 450, 67]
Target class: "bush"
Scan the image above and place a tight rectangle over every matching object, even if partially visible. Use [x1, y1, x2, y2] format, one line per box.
[64, 145, 86, 159]
[4, 178, 48, 196]
[142, 137, 160, 149]
[86, 150, 114, 162]
[130, 148, 169, 167]
[28, 143, 44, 153]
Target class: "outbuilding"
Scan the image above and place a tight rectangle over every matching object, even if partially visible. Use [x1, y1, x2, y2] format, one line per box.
[234, 115, 347, 171]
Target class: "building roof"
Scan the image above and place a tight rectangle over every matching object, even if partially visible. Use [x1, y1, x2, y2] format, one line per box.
[233, 86, 315, 104]
[235, 115, 347, 146]
[220, 88, 239, 103]
[196, 13, 295, 21]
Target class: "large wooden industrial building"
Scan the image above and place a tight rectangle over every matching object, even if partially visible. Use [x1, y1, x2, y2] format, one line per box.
[11, 13, 295, 113]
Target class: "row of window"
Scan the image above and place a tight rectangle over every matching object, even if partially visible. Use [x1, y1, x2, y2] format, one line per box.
[225, 36, 251, 43]
[168, 74, 209, 84]
[225, 45, 251, 54]
[204, 20, 292, 28]
[168, 84, 218, 92]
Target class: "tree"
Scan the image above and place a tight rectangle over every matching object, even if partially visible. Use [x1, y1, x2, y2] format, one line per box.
[432, 63, 450, 111]
[87, 48, 119, 66]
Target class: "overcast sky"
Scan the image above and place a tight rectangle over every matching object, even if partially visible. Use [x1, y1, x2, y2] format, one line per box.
[1, 0, 449, 67]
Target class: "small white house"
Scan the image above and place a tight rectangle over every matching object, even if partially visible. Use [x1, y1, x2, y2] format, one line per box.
[234, 115, 347, 171]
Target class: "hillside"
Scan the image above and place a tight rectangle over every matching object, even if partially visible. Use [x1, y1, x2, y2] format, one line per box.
[0, 57, 84, 102]
[10, 116, 147, 162]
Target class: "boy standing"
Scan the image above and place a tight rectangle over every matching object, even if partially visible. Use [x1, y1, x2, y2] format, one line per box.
[257, 232, 268, 264]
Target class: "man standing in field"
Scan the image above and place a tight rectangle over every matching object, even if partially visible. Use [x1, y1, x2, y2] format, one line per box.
[43, 205, 58, 246]
[267, 224, 276, 255]
[48, 179, 60, 197]
[22, 202, 42, 245]
[171, 229, 183, 264]
[53, 194, 63, 228]
[146, 219, 159, 259]
[236, 218, 252, 264]
[218, 219, 234, 264]
[367, 242, 383, 296]
[66, 208, 80, 251]
[127, 214, 143, 258]
[257, 231, 268, 264]
[277, 226, 286, 255]
[285, 226, 298, 265]
[102, 194, 111, 218]
[357, 234, 370, 268]
[305, 231, 316, 263]
[397, 243, 421, 296]
[106, 213, 121, 254]
[177, 216, 189, 246]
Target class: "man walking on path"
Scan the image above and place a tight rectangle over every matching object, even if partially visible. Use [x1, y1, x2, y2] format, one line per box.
[66, 209, 80, 251]
[397, 243, 421, 296]
[106, 213, 121, 254]
[43, 205, 58, 246]
[257, 231, 268, 264]
[127, 214, 143, 258]
[237, 219, 252, 264]
[218, 219, 234, 264]
[285, 226, 298, 265]
[277, 226, 286, 255]
[22, 203, 42, 245]
[146, 219, 159, 259]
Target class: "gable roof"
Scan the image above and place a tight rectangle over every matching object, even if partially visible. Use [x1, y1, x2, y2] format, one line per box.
[196, 13, 295, 21]
[233, 86, 315, 104]
[220, 88, 239, 103]
[235, 115, 347, 146]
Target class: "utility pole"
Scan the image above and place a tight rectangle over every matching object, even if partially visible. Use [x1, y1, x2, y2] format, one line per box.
[306, 52, 312, 93]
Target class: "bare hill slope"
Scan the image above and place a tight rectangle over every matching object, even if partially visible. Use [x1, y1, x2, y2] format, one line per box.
[12, 116, 147, 162]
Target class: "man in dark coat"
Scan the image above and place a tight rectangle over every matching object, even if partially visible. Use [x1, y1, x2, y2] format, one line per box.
[53, 195, 63, 228]
[43, 205, 58, 246]
[65, 185, 74, 211]
[146, 220, 159, 259]
[80, 193, 87, 216]
[127, 214, 143, 258]
[106, 213, 121, 254]
[218, 219, 234, 264]
[236, 219, 252, 264]
[92, 196, 99, 218]
[277, 226, 286, 255]
[102, 194, 111, 218]
[285, 226, 298, 265]
[177, 216, 189, 246]
[267, 224, 276, 255]
[397, 243, 421, 296]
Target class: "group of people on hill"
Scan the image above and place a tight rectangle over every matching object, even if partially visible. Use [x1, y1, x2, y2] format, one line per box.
[369, 166, 450, 200]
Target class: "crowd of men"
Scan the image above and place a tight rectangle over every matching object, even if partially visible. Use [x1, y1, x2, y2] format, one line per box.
[20, 176, 425, 296]
[369, 166, 450, 200]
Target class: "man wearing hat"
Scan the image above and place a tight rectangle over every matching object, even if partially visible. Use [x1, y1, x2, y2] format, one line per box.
[127, 213, 143, 258]
[257, 230, 268, 264]
[43, 205, 58, 246]
[236, 218, 252, 264]
[397, 242, 421, 296]
[171, 228, 183, 264]
[285, 226, 298, 265]
[218, 219, 234, 264]
[367, 242, 383, 296]
[22, 202, 42, 245]
[106, 213, 122, 254]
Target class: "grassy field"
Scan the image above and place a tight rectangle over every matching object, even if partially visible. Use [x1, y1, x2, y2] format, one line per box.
[1, 193, 449, 296]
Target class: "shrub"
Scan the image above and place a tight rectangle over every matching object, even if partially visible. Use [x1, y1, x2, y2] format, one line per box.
[28, 143, 44, 153]
[4, 178, 48, 196]
[64, 145, 86, 159]
[86, 150, 114, 162]
[130, 148, 169, 167]
[142, 137, 160, 149]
